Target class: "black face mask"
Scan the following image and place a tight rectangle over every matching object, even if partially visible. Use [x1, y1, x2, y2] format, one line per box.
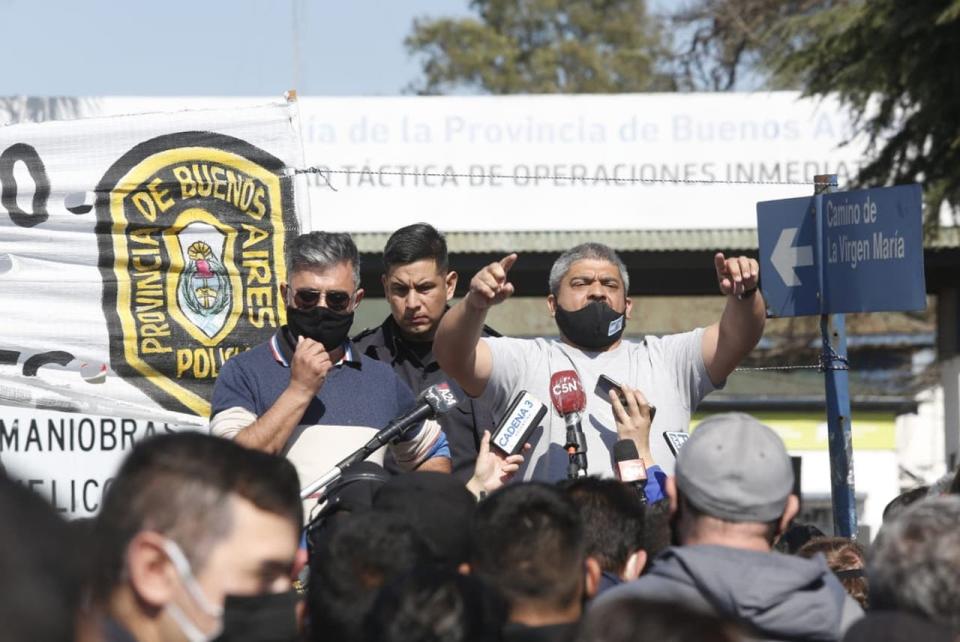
[554, 300, 625, 350]
[286, 305, 354, 349]
[215, 590, 301, 642]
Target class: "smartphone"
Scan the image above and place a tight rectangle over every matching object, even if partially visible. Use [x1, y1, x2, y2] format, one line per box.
[663, 431, 689, 457]
[595, 374, 627, 406]
[595, 374, 656, 423]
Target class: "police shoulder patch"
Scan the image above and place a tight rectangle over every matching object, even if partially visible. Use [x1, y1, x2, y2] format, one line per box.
[95, 131, 298, 417]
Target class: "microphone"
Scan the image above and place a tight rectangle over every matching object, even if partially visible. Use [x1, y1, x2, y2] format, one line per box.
[549, 370, 588, 478]
[300, 382, 461, 499]
[613, 439, 648, 505]
[491, 390, 547, 455]
[360, 382, 461, 452]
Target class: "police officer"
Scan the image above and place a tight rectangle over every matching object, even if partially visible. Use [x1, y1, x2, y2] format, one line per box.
[353, 223, 499, 480]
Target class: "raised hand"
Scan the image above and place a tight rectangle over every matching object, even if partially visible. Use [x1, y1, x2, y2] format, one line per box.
[288, 336, 332, 399]
[467, 254, 517, 310]
[714, 252, 759, 298]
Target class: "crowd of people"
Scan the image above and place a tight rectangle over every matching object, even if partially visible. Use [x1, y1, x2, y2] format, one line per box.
[2, 224, 959, 642]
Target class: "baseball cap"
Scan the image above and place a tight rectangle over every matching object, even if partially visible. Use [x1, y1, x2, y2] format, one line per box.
[675, 413, 794, 523]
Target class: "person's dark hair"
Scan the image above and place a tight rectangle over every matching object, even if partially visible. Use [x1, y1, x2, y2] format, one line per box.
[796, 536, 869, 609]
[364, 565, 506, 642]
[0, 473, 85, 642]
[678, 495, 780, 546]
[641, 499, 672, 570]
[562, 477, 644, 575]
[372, 471, 476, 566]
[288, 231, 361, 288]
[548, 242, 629, 296]
[470, 482, 585, 613]
[91, 431, 302, 601]
[869, 496, 960, 631]
[308, 511, 432, 642]
[382, 223, 449, 274]
[305, 462, 391, 558]
[882, 485, 929, 523]
[773, 522, 826, 555]
[577, 597, 743, 642]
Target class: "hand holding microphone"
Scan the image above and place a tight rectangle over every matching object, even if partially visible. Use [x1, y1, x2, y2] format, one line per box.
[468, 430, 531, 498]
[468, 390, 546, 498]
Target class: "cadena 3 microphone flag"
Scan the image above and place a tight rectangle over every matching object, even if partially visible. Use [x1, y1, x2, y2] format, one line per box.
[0, 101, 306, 425]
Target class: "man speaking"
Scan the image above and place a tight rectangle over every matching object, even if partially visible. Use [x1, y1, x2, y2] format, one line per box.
[434, 243, 765, 479]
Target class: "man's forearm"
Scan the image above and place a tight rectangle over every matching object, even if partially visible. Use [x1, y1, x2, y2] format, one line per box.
[417, 456, 452, 473]
[233, 387, 311, 454]
[719, 290, 766, 354]
[703, 291, 767, 386]
[434, 293, 487, 385]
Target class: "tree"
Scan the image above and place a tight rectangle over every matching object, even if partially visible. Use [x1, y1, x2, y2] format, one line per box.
[405, 0, 674, 94]
[667, 0, 840, 91]
[777, 0, 960, 229]
[672, 0, 960, 228]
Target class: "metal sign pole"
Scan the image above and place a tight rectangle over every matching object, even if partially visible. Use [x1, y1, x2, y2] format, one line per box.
[814, 173, 857, 538]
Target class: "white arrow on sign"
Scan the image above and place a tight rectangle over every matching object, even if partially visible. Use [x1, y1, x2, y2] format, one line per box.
[772, 227, 814, 287]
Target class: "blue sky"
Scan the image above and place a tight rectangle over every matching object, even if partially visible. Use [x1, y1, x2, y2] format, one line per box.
[0, 0, 473, 96]
[1, 0, 675, 96]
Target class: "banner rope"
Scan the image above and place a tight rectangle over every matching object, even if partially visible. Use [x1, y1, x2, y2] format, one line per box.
[290, 165, 815, 187]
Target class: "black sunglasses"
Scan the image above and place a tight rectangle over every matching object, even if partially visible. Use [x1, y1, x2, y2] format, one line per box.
[294, 288, 352, 312]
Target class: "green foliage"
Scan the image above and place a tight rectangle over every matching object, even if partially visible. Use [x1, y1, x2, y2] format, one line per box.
[673, 0, 960, 228]
[405, 0, 674, 94]
[669, 0, 838, 91]
[774, 0, 960, 228]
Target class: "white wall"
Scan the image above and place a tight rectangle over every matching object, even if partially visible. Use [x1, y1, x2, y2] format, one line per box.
[794, 449, 900, 540]
[943, 356, 960, 470]
[897, 386, 947, 485]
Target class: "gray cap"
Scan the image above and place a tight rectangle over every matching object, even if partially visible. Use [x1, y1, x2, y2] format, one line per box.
[676, 412, 794, 523]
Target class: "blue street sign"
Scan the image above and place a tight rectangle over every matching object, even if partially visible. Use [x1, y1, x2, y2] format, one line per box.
[822, 184, 925, 314]
[757, 195, 820, 317]
[757, 184, 925, 317]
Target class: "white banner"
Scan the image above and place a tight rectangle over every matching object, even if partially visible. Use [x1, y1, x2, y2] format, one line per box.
[295, 93, 868, 232]
[0, 102, 306, 426]
[10, 93, 869, 233]
[0, 408, 193, 517]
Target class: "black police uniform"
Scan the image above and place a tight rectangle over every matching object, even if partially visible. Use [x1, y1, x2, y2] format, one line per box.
[352, 315, 500, 481]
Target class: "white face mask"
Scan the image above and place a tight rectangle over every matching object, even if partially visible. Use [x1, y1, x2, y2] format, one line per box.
[162, 539, 224, 642]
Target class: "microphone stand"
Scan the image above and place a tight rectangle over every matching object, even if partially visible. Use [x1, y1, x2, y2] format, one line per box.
[299, 415, 425, 501]
[564, 414, 588, 479]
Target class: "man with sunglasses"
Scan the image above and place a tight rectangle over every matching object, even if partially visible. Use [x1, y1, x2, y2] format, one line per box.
[210, 232, 452, 501]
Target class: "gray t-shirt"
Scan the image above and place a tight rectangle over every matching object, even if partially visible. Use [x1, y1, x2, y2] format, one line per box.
[480, 329, 716, 479]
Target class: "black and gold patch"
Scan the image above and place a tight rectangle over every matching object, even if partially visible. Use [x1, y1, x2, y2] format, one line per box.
[95, 132, 298, 417]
